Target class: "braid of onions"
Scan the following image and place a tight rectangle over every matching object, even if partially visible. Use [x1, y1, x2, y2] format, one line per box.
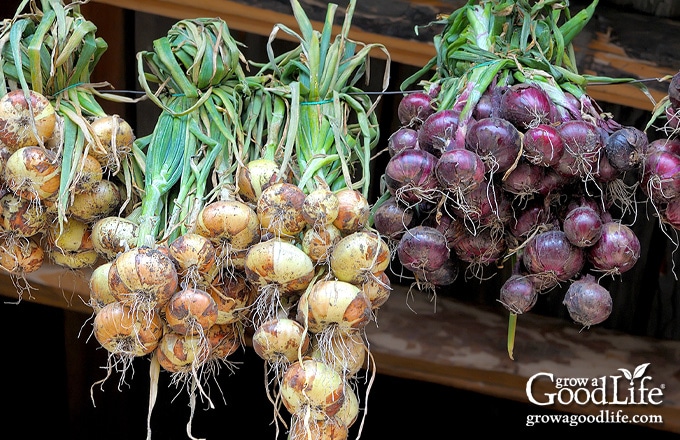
[241, 1, 390, 438]
[0, 0, 138, 300]
[374, 0, 652, 360]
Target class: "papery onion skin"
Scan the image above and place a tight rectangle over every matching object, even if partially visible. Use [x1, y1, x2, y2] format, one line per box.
[499, 83, 554, 130]
[4, 146, 61, 201]
[417, 109, 459, 156]
[604, 126, 648, 172]
[385, 148, 440, 205]
[523, 124, 565, 167]
[89, 115, 135, 173]
[156, 331, 209, 373]
[301, 224, 342, 263]
[0, 89, 56, 151]
[206, 323, 240, 360]
[168, 232, 219, 286]
[587, 221, 640, 275]
[237, 158, 281, 203]
[562, 206, 603, 248]
[164, 287, 219, 336]
[91, 216, 139, 261]
[280, 359, 345, 419]
[195, 199, 261, 261]
[257, 182, 307, 237]
[0, 191, 48, 237]
[398, 91, 434, 127]
[302, 186, 340, 228]
[297, 280, 373, 334]
[67, 179, 122, 222]
[563, 275, 612, 327]
[252, 318, 310, 364]
[373, 197, 413, 240]
[522, 230, 585, 291]
[89, 261, 117, 313]
[387, 127, 419, 156]
[499, 274, 537, 315]
[208, 272, 254, 324]
[396, 225, 450, 273]
[332, 188, 370, 234]
[93, 301, 163, 356]
[330, 231, 390, 284]
[244, 239, 315, 293]
[360, 270, 392, 309]
[435, 148, 486, 195]
[465, 117, 522, 173]
[0, 236, 44, 275]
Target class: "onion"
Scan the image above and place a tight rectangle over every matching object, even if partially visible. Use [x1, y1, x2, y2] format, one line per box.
[89, 115, 135, 173]
[372, 197, 414, 239]
[501, 161, 544, 199]
[155, 330, 210, 373]
[330, 231, 390, 284]
[387, 127, 419, 156]
[46, 217, 92, 253]
[297, 279, 373, 335]
[396, 225, 450, 273]
[257, 182, 307, 237]
[280, 359, 345, 419]
[91, 216, 139, 261]
[206, 323, 240, 361]
[397, 91, 434, 127]
[244, 239, 315, 294]
[168, 232, 219, 287]
[499, 83, 554, 130]
[563, 275, 612, 327]
[413, 257, 460, 288]
[587, 221, 640, 276]
[301, 224, 342, 263]
[385, 148, 440, 205]
[523, 124, 565, 167]
[641, 150, 680, 204]
[67, 179, 122, 222]
[207, 272, 255, 325]
[73, 154, 104, 194]
[332, 188, 370, 234]
[555, 120, 603, 180]
[237, 158, 281, 203]
[417, 108, 459, 156]
[49, 248, 99, 269]
[309, 330, 367, 378]
[93, 301, 163, 357]
[507, 197, 551, 240]
[604, 126, 648, 172]
[465, 117, 522, 174]
[499, 274, 537, 314]
[0, 236, 44, 276]
[645, 138, 680, 157]
[302, 185, 339, 228]
[107, 246, 179, 312]
[435, 148, 486, 196]
[334, 384, 360, 429]
[0, 191, 49, 237]
[0, 89, 56, 151]
[3, 146, 61, 201]
[522, 229, 585, 292]
[88, 262, 117, 313]
[287, 413, 348, 440]
[252, 317, 310, 365]
[164, 286, 219, 336]
[451, 226, 506, 268]
[562, 206, 603, 248]
[359, 270, 392, 309]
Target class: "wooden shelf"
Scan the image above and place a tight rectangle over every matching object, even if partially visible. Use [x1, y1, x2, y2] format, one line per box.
[2, 264, 679, 433]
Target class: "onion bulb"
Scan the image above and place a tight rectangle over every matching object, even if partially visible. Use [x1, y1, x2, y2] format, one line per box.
[236, 158, 281, 203]
[67, 179, 121, 222]
[252, 317, 310, 365]
[207, 272, 255, 325]
[0, 236, 44, 276]
[280, 358, 345, 419]
[563, 275, 612, 327]
[301, 224, 342, 263]
[309, 330, 367, 378]
[93, 301, 163, 357]
[4, 146, 61, 201]
[89, 115, 135, 174]
[206, 323, 240, 360]
[0, 89, 56, 151]
[332, 188, 370, 234]
[330, 231, 390, 284]
[287, 414, 348, 440]
[155, 330, 210, 374]
[164, 287, 219, 336]
[91, 216, 139, 261]
[244, 239, 315, 294]
[73, 154, 104, 194]
[46, 217, 92, 253]
[89, 261, 117, 313]
[302, 185, 340, 228]
[257, 182, 307, 237]
[108, 246, 179, 312]
[168, 232, 219, 287]
[0, 191, 49, 237]
[297, 280, 373, 334]
[360, 270, 392, 309]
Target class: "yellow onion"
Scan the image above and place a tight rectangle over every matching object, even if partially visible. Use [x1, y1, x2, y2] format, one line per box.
[334, 385, 360, 429]
[309, 330, 367, 378]
[330, 231, 390, 284]
[0, 236, 44, 275]
[67, 179, 121, 222]
[287, 413, 348, 440]
[252, 317, 310, 365]
[302, 185, 340, 228]
[359, 270, 392, 309]
[49, 247, 99, 269]
[256, 182, 307, 237]
[164, 286, 219, 336]
[89, 114, 135, 173]
[155, 330, 210, 373]
[4, 146, 61, 201]
[297, 280, 373, 334]
[0, 191, 49, 237]
[91, 216, 139, 261]
[0, 89, 56, 151]
[46, 217, 93, 253]
[168, 232, 219, 287]
[206, 323, 240, 360]
[73, 154, 104, 194]
[89, 261, 117, 313]
[195, 199, 260, 268]
[236, 158, 281, 203]
[280, 358, 345, 419]
[108, 246, 179, 312]
[207, 272, 255, 324]
[244, 239, 315, 293]
[332, 188, 370, 234]
[93, 301, 163, 357]
[301, 224, 342, 264]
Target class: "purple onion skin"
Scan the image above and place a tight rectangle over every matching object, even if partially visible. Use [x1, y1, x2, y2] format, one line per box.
[669, 71, 680, 108]
[522, 230, 585, 290]
[502, 162, 545, 197]
[604, 126, 648, 172]
[641, 150, 680, 204]
[587, 221, 640, 275]
[465, 117, 522, 173]
[646, 138, 680, 157]
[562, 206, 603, 248]
[508, 198, 551, 240]
[499, 83, 554, 130]
[373, 197, 414, 239]
[452, 227, 506, 265]
[435, 148, 486, 194]
[523, 124, 565, 167]
[417, 109, 460, 156]
[666, 106, 680, 130]
[499, 274, 537, 314]
[388, 127, 419, 156]
[563, 275, 612, 327]
[662, 197, 680, 230]
[385, 149, 439, 205]
[414, 258, 459, 287]
[398, 92, 434, 127]
[555, 120, 603, 179]
[397, 225, 450, 273]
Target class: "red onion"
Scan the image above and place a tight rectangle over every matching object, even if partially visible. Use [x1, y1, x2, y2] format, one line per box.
[646, 138, 680, 157]
[507, 198, 551, 240]
[603, 126, 648, 172]
[523, 124, 565, 167]
[413, 258, 459, 287]
[417, 109, 460, 156]
[562, 206, 603, 248]
[666, 106, 680, 131]
[555, 119, 603, 180]
[449, 180, 500, 223]
[641, 150, 680, 204]
[465, 117, 522, 173]
[522, 229, 585, 291]
[661, 197, 680, 230]
[587, 221, 640, 276]
[563, 275, 612, 327]
[387, 127, 419, 156]
[669, 70, 680, 109]
[435, 148, 486, 195]
[501, 161, 545, 198]
[499, 274, 537, 314]
[398, 91, 434, 127]
[385, 149, 440, 205]
[396, 225, 450, 273]
[499, 83, 554, 130]
[536, 168, 570, 197]
[373, 197, 414, 239]
[452, 227, 506, 267]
